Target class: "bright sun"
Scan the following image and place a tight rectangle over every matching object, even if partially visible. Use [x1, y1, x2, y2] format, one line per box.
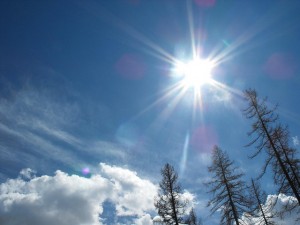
[176, 58, 214, 89]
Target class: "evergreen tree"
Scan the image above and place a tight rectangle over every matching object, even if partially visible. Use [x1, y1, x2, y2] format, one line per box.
[206, 146, 249, 225]
[154, 163, 188, 225]
[243, 89, 300, 204]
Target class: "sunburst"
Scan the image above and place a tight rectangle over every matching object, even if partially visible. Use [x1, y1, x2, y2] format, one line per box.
[175, 58, 215, 90]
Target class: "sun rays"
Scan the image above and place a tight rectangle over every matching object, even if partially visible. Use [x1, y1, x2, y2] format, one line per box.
[117, 2, 246, 130]
[91, 0, 249, 175]
[85, 0, 247, 120]
[117, 3, 246, 124]
[82, 0, 290, 126]
[78, 0, 290, 181]
[108, 1, 249, 176]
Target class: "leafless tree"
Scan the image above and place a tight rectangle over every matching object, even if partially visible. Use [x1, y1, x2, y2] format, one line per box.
[271, 125, 300, 195]
[246, 179, 275, 225]
[154, 163, 188, 225]
[206, 146, 249, 225]
[185, 208, 202, 225]
[243, 89, 300, 205]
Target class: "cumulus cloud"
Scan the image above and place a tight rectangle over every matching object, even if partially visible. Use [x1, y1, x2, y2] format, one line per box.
[134, 213, 153, 225]
[240, 193, 299, 225]
[19, 168, 36, 180]
[0, 163, 158, 225]
[100, 163, 157, 217]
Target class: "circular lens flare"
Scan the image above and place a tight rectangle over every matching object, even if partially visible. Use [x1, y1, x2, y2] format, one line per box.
[177, 58, 213, 89]
[82, 167, 90, 175]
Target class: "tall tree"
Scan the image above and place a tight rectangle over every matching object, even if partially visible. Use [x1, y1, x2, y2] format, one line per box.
[247, 179, 275, 225]
[272, 125, 300, 195]
[206, 146, 249, 225]
[243, 89, 300, 204]
[154, 163, 188, 225]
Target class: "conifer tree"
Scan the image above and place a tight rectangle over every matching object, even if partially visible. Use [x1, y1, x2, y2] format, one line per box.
[272, 125, 300, 195]
[154, 163, 188, 225]
[243, 89, 300, 204]
[185, 208, 202, 225]
[247, 179, 275, 225]
[206, 146, 249, 225]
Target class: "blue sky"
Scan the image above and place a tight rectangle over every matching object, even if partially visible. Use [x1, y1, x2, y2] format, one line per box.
[1, 0, 300, 224]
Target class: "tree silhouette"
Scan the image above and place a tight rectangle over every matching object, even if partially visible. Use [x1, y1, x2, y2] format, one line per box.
[271, 125, 300, 196]
[185, 208, 202, 225]
[247, 179, 275, 225]
[243, 89, 300, 204]
[206, 146, 249, 225]
[154, 163, 188, 225]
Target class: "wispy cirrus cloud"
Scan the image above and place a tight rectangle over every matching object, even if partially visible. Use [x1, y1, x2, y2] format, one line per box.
[0, 82, 126, 180]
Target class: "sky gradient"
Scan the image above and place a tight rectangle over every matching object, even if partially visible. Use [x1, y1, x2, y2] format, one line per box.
[1, 0, 300, 224]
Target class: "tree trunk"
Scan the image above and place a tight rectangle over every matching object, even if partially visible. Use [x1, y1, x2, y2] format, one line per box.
[167, 168, 179, 225]
[221, 162, 240, 225]
[252, 100, 300, 205]
[251, 179, 270, 225]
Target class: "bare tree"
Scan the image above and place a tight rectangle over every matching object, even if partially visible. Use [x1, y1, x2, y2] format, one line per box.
[154, 163, 188, 225]
[243, 89, 300, 204]
[272, 125, 300, 195]
[247, 179, 275, 225]
[206, 146, 249, 225]
[185, 208, 202, 225]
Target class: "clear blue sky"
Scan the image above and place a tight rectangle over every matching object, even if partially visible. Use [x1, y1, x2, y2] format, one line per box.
[1, 0, 300, 224]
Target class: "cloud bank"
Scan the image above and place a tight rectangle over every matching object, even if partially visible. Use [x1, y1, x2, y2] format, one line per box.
[0, 163, 158, 225]
[240, 193, 299, 225]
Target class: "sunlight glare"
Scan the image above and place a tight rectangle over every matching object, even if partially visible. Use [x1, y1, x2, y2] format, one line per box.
[177, 58, 214, 89]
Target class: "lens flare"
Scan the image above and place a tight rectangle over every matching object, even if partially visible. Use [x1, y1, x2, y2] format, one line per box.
[179, 133, 190, 177]
[82, 167, 90, 175]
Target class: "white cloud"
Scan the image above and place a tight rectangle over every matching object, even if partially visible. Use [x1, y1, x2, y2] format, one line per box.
[181, 191, 196, 207]
[240, 193, 299, 225]
[19, 168, 36, 180]
[100, 163, 158, 217]
[0, 163, 158, 225]
[177, 190, 197, 216]
[134, 214, 153, 225]
[292, 136, 299, 146]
